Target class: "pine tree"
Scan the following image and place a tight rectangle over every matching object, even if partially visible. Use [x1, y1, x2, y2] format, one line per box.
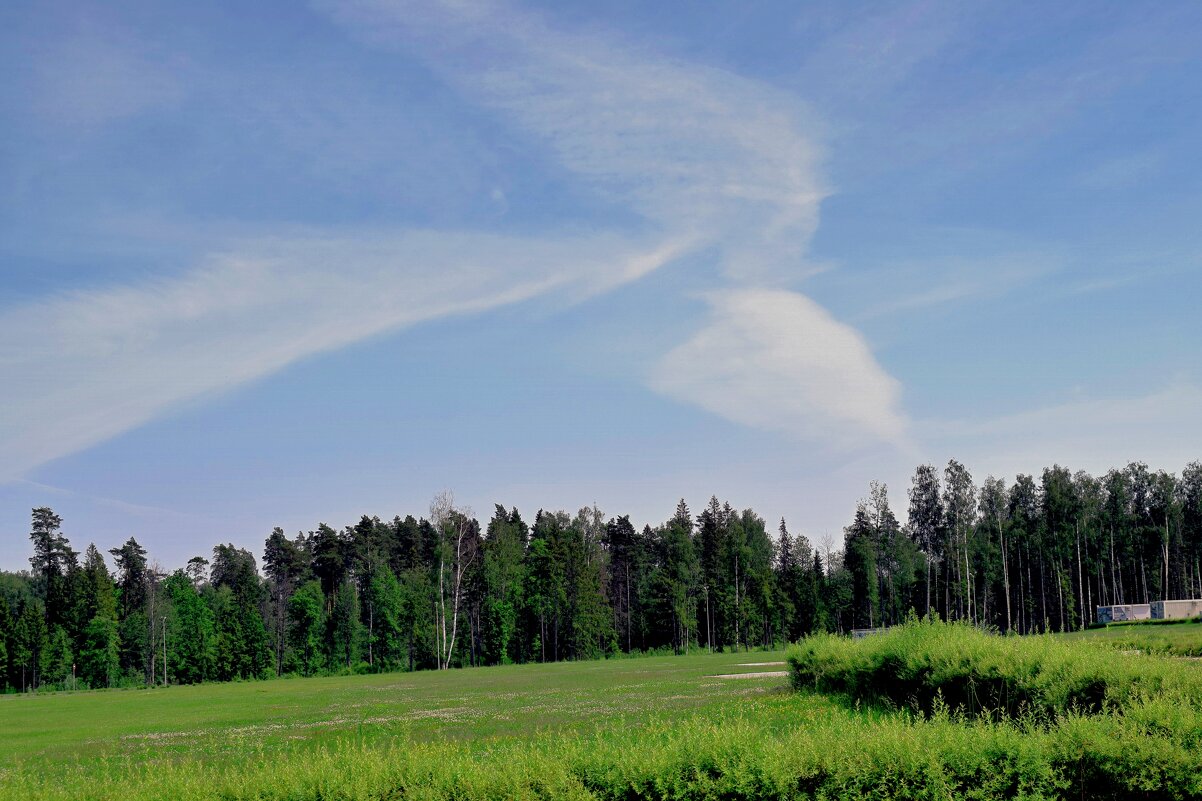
[603, 515, 643, 653]
[211, 545, 271, 679]
[843, 503, 879, 629]
[264, 528, 307, 675]
[652, 504, 700, 654]
[736, 509, 775, 648]
[29, 508, 76, 630]
[696, 497, 726, 650]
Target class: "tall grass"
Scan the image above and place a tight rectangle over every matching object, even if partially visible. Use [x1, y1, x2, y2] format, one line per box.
[6, 703, 1202, 800]
[783, 618, 1202, 799]
[786, 617, 1202, 719]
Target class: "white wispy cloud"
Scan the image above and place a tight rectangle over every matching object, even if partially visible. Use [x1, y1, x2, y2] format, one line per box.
[3, 0, 892, 479]
[322, 1, 911, 448]
[0, 231, 685, 481]
[651, 289, 909, 449]
[322, 0, 828, 284]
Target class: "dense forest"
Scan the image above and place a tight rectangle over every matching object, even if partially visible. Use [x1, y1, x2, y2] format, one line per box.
[2, 460, 1201, 692]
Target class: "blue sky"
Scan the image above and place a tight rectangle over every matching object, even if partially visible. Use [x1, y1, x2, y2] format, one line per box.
[2, 0, 1200, 569]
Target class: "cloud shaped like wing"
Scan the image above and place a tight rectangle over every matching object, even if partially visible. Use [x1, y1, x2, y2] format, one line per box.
[0, 232, 684, 481]
[652, 290, 908, 449]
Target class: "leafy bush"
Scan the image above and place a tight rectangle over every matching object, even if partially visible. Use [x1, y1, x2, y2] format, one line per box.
[786, 617, 1202, 719]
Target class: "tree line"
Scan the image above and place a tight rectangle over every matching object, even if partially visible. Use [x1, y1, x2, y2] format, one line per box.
[854, 459, 1202, 634]
[1, 460, 1199, 691]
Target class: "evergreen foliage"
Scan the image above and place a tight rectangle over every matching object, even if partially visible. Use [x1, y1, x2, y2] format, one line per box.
[3, 457, 1202, 690]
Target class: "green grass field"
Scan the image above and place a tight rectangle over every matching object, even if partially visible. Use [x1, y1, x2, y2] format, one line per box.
[1059, 618, 1202, 656]
[2, 649, 833, 800]
[6, 625, 1202, 800]
[0, 649, 794, 769]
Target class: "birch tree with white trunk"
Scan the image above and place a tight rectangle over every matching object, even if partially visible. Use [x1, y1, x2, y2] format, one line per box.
[429, 491, 478, 670]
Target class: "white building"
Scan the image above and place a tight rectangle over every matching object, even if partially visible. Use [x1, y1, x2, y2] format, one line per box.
[1097, 599, 1202, 624]
[1095, 604, 1151, 624]
[1151, 599, 1202, 620]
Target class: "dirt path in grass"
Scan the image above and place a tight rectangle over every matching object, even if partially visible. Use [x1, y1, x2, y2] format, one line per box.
[710, 671, 789, 679]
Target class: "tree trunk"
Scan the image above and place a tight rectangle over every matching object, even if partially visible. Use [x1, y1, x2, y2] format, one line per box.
[625, 562, 631, 652]
[925, 553, 932, 618]
[1163, 518, 1170, 601]
[1056, 566, 1065, 632]
[963, 529, 972, 625]
[437, 557, 446, 668]
[1017, 543, 1026, 634]
[704, 586, 712, 652]
[999, 512, 1011, 632]
[1033, 553, 1043, 625]
[1076, 520, 1085, 630]
[1109, 528, 1119, 605]
[734, 554, 741, 650]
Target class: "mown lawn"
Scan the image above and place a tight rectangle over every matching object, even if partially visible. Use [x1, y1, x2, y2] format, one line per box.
[0, 648, 809, 797]
[1059, 618, 1202, 656]
[7, 626, 1202, 800]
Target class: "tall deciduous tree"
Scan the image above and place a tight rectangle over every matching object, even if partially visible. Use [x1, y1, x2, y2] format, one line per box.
[430, 493, 479, 670]
[286, 580, 325, 676]
[366, 565, 404, 670]
[482, 506, 526, 665]
[979, 477, 1010, 631]
[907, 465, 942, 617]
[162, 570, 213, 683]
[943, 460, 977, 623]
[328, 580, 362, 670]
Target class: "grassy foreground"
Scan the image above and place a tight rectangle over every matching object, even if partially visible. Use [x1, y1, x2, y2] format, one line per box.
[1, 649, 814, 800]
[0, 649, 792, 768]
[5, 625, 1202, 800]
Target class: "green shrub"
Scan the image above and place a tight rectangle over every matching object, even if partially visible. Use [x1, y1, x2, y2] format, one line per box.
[786, 618, 1202, 720]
